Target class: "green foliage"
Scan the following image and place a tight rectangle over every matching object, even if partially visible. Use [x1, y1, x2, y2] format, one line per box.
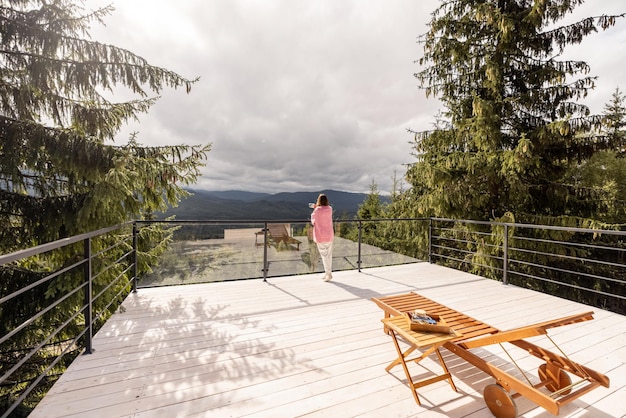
[351, 181, 385, 247]
[560, 88, 626, 223]
[405, 0, 624, 221]
[0, 0, 210, 413]
[348, 180, 431, 261]
[357, 181, 384, 220]
[387, 1, 626, 313]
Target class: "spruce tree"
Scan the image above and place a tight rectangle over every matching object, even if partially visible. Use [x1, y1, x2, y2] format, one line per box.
[357, 180, 384, 220]
[602, 87, 626, 154]
[401, 0, 625, 314]
[406, 0, 624, 223]
[0, 0, 210, 250]
[0, 1, 210, 412]
[563, 88, 626, 223]
[353, 181, 384, 248]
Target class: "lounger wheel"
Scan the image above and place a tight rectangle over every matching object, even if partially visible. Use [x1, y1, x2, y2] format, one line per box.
[484, 384, 517, 418]
[538, 363, 572, 395]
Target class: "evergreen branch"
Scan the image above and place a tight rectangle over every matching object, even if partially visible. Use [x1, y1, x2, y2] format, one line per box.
[0, 78, 159, 137]
[539, 14, 626, 53]
[0, 46, 197, 97]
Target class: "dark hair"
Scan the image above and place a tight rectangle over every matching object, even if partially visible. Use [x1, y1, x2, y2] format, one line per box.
[316, 194, 329, 206]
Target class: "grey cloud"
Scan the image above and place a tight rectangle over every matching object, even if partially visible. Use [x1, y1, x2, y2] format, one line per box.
[92, 0, 625, 194]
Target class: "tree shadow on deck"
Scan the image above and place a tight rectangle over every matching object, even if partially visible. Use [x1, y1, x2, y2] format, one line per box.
[57, 292, 319, 416]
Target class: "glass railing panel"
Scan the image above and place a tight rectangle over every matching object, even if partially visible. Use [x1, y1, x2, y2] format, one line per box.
[275, 221, 365, 276]
[137, 222, 266, 286]
[354, 219, 429, 269]
[263, 219, 427, 277]
[136, 220, 429, 284]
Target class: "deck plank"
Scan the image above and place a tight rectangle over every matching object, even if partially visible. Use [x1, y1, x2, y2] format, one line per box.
[30, 263, 625, 418]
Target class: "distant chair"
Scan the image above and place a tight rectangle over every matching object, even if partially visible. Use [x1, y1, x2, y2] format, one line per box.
[262, 224, 301, 250]
[255, 228, 267, 247]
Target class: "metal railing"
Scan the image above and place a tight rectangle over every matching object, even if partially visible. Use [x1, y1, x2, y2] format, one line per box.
[428, 218, 626, 313]
[1, 217, 625, 416]
[0, 223, 135, 418]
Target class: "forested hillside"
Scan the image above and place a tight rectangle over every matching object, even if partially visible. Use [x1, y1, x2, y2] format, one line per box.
[161, 189, 380, 220]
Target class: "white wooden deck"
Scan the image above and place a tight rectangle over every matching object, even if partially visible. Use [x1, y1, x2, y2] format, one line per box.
[31, 263, 625, 418]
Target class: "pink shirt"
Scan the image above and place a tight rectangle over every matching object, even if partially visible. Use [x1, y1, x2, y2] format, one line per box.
[311, 205, 334, 243]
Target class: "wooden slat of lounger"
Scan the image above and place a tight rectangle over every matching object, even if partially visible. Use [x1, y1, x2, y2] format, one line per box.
[406, 305, 497, 340]
[372, 292, 499, 342]
[525, 311, 595, 330]
[377, 294, 428, 314]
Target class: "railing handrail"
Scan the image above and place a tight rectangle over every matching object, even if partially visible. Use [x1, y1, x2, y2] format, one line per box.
[134, 217, 626, 240]
[0, 222, 132, 267]
[429, 217, 626, 236]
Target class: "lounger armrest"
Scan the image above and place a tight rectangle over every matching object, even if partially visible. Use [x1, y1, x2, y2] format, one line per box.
[459, 311, 595, 349]
[460, 326, 547, 349]
[524, 311, 595, 330]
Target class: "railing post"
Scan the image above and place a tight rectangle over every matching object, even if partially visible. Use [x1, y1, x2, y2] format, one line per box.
[83, 237, 93, 354]
[428, 218, 433, 264]
[503, 224, 509, 285]
[263, 222, 269, 281]
[357, 220, 362, 272]
[132, 222, 138, 293]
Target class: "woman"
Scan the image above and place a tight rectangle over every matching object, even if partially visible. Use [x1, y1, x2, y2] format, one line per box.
[310, 193, 334, 281]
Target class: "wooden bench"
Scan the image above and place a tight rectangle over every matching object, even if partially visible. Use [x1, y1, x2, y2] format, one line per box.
[372, 292, 610, 417]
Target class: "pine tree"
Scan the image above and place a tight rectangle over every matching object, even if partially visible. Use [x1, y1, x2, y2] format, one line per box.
[563, 88, 626, 223]
[357, 180, 384, 220]
[378, 172, 432, 261]
[0, 0, 210, 250]
[399, 1, 625, 314]
[348, 181, 382, 247]
[406, 0, 624, 223]
[602, 87, 626, 154]
[0, 1, 210, 412]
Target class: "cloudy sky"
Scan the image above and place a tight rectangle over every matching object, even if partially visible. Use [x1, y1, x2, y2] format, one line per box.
[89, 0, 626, 194]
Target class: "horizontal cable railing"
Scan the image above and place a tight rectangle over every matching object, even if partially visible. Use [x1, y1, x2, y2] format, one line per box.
[1, 217, 625, 416]
[0, 223, 134, 418]
[428, 218, 626, 314]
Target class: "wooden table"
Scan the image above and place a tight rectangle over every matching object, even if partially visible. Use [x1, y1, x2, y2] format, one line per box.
[381, 315, 460, 405]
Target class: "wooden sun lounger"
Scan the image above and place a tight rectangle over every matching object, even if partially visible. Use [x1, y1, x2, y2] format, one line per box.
[372, 292, 610, 418]
[267, 224, 301, 250]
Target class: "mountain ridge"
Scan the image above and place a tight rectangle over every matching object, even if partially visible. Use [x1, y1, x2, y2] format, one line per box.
[161, 189, 378, 220]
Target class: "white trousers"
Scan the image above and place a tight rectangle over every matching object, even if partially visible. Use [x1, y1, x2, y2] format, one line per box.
[316, 241, 333, 274]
